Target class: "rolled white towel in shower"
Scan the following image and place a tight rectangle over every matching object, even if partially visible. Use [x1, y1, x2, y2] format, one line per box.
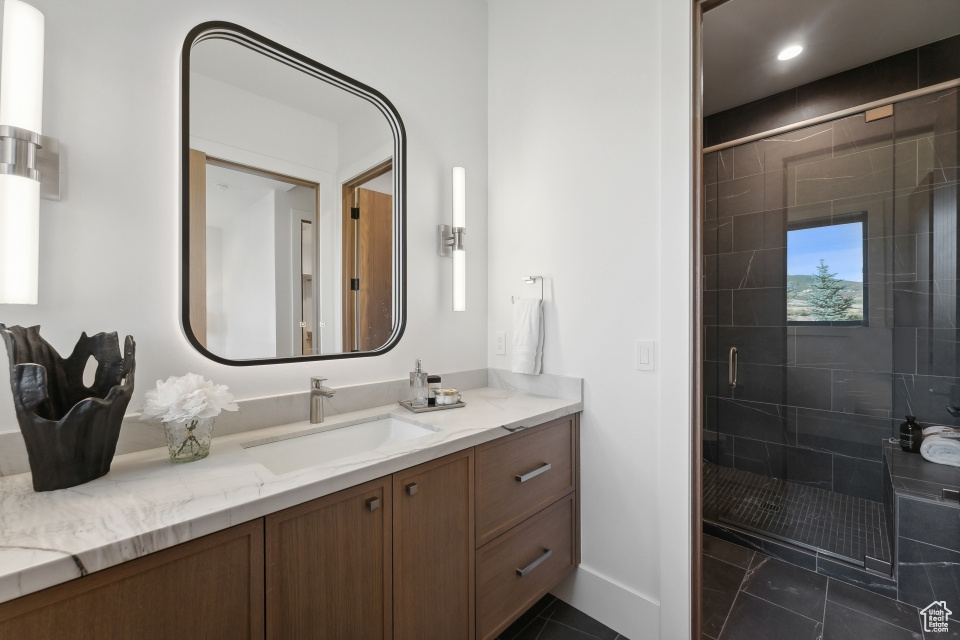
[920, 426, 960, 467]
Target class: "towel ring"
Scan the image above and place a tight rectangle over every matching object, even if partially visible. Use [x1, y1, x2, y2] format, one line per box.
[511, 276, 544, 303]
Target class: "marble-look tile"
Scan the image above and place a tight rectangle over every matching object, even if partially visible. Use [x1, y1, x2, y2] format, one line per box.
[897, 539, 960, 609]
[719, 592, 823, 640]
[718, 174, 766, 218]
[741, 555, 828, 620]
[827, 579, 923, 634]
[832, 113, 894, 158]
[816, 554, 898, 600]
[794, 408, 891, 461]
[832, 456, 883, 502]
[708, 89, 800, 148]
[783, 446, 833, 491]
[732, 212, 765, 253]
[726, 362, 785, 406]
[918, 35, 960, 90]
[894, 374, 960, 428]
[733, 438, 783, 478]
[730, 288, 784, 327]
[703, 555, 747, 638]
[761, 123, 834, 171]
[0, 384, 581, 605]
[822, 601, 923, 640]
[794, 327, 893, 373]
[895, 88, 958, 145]
[831, 370, 893, 419]
[716, 327, 785, 366]
[898, 497, 960, 552]
[792, 146, 894, 207]
[785, 367, 832, 412]
[796, 50, 917, 122]
[733, 143, 764, 179]
[704, 534, 755, 570]
[715, 399, 789, 445]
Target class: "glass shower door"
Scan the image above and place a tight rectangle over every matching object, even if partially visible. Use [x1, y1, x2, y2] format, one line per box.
[705, 108, 899, 566]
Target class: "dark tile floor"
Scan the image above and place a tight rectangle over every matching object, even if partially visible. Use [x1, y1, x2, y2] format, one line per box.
[497, 594, 630, 640]
[704, 463, 891, 566]
[703, 534, 960, 640]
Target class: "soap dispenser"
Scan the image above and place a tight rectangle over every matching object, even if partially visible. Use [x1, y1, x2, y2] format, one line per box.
[899, 415, 923, 453]
[410, 359, 428, 408]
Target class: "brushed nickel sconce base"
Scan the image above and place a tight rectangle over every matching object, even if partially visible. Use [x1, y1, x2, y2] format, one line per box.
[0, 124, 61, 201]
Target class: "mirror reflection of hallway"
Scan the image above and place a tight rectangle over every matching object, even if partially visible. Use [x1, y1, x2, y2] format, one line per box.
[188, 151, 321, 360]
[342, 160, 394, 353]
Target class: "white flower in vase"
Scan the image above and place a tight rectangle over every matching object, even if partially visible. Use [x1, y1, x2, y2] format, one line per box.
[140, 373, 238, 462]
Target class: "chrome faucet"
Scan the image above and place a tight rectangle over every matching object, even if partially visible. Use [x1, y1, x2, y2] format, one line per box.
[310, 377, 336, 424]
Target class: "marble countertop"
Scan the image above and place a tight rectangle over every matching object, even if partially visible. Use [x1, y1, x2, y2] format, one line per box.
[0, 384, 581, 604]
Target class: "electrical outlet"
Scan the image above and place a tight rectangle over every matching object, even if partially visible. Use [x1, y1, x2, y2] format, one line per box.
[495, 331, 506, 355]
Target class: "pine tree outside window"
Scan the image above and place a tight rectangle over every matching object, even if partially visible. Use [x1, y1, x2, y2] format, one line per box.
[786, 213, 867, 326]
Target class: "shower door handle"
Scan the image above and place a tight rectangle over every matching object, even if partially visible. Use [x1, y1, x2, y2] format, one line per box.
[728, 346, 738, 389]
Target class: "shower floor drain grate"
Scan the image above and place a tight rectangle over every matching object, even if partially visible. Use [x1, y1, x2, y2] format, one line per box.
[760, 501, 782, 512]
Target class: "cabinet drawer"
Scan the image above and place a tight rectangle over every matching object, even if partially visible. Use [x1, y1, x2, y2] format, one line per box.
[475, 494, 576, 640]
[475, 415, 576, 546]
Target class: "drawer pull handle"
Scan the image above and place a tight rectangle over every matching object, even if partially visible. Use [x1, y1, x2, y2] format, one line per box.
[516, 463, 551, 483]
[516, 548, 552, 578]
[406, 483, 419, 496]
[367, 498, 380, 512]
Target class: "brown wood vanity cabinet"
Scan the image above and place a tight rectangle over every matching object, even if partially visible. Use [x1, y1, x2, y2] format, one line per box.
[265, 477, 393, 640]
[0, 519, 265, 640]
[265, 449, 475, 640]
[0, 414, 578, 640]
[474, 414, 580, 640]
[393, 449, 475, 640]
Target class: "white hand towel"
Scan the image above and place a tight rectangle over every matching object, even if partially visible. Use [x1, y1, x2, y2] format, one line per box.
[512, 298, 544, 375]
[920, 426, 960, 467]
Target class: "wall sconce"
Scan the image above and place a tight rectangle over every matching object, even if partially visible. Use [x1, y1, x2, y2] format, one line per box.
[0, 0, 60, 305]
[437, 166, 466, 311]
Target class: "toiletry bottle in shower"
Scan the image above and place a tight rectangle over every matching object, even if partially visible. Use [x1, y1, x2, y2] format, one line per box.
[900, 416, 922, 453]
[410, 359, 428, 409]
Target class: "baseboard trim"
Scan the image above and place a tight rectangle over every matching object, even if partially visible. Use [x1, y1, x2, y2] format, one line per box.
[551, 564, 660, 639]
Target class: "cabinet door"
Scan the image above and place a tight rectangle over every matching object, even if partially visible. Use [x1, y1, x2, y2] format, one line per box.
[394, 449, 475, 640]
[265, 477, 392, 640]
[0, 520, 264, 640]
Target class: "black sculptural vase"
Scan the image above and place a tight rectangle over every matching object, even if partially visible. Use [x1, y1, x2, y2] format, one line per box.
[0, 325, 136, 492]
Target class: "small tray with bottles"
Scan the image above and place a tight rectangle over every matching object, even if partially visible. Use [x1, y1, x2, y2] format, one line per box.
[398, 400, 466, 413]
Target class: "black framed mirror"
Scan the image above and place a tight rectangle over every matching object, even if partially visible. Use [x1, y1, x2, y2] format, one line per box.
[181, 22, 406, 365]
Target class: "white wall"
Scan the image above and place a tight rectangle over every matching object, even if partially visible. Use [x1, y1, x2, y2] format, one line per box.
[0, 0, 488, 421]
[222, 190, 276, 359]
[487, 1, 692, 639]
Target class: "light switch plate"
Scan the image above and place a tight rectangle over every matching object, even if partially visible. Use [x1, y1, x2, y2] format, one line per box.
[635, 340, 655, 370]
[495, 331, 506, 355]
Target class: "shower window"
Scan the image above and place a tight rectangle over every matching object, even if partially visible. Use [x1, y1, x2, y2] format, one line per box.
[787, 212, 867, 325]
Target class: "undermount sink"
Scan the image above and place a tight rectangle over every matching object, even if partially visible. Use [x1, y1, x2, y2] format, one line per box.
[241, 417, 440, 475]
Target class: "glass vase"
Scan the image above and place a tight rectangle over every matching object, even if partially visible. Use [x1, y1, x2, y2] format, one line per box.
[163, 416, 216, 463]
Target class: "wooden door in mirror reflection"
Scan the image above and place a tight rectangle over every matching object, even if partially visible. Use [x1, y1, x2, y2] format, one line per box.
[189, 149, 207, 347]
[342, 161, 394, 352]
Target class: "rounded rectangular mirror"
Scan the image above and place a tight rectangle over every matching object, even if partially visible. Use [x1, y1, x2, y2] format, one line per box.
[181, 22, 406, 365]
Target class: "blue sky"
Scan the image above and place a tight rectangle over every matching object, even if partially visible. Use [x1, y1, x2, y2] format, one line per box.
[787, 222, 864, 282]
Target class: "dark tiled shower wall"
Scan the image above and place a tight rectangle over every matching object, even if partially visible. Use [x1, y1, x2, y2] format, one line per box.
[704, 33, 960, 147]
[703, 87, 960, 503]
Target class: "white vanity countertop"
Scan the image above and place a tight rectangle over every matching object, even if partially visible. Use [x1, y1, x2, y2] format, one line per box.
[0, 385, 581, 604]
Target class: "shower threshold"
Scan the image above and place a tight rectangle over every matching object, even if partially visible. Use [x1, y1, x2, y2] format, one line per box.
[703, 463, 892, 569]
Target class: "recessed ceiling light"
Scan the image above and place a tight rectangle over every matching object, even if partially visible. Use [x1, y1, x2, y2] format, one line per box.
[778, 45, 803, 61]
